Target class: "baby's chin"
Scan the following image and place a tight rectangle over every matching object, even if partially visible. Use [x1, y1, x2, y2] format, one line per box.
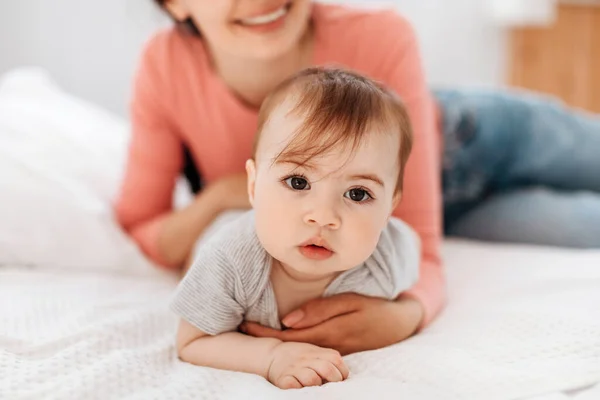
[276, 254, 364, 282]
[285, 267, 337, 283]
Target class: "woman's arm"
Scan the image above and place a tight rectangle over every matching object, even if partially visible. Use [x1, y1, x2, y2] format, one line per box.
[378, 11, 446, 327]
[115, 35, 250, 269]
[241, 293, 423, 356]
[115, 34, 185, 268]
[158, 173, 249, 268]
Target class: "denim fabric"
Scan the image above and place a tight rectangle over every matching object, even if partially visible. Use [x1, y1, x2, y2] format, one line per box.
[435, 88, 600, 248]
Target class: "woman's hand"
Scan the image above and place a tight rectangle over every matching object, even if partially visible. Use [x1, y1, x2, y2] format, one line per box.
[159, 172, 250, 268]
[206, 172, 251, 212]
[240, 294, 424, 355]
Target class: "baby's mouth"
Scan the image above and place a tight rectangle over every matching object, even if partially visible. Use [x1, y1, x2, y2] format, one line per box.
[299, 237, 332, 251]
[298, 238, 334, 261]
[299, 245, 334, 260]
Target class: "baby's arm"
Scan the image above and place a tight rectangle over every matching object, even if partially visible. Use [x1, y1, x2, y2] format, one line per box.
[176, 319, 349, 389]
[177, 319, 279, 377]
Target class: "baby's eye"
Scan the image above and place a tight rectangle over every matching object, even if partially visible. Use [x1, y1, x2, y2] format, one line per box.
[344, 188, 372, 202]
[285, 176, 310, 191]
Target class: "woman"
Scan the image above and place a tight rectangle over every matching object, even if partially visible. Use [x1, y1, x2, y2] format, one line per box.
[116, 0, 600, 355]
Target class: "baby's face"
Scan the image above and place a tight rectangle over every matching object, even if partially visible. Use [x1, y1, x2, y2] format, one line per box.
[246, 102, 402, 280]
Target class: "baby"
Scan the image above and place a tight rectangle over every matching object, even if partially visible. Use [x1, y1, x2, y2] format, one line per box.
[171, 67, 420, 389]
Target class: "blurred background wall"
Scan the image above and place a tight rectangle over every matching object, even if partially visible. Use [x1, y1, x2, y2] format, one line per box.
[1, 0, 598, 116]
[0, 0, 169, 116]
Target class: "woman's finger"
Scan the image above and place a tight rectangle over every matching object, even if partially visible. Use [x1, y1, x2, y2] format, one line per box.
[282, 293, 364, 329]
[277, 323, 331, 347]
[242, 321, 329, 347]
[240, 322, 284, 339]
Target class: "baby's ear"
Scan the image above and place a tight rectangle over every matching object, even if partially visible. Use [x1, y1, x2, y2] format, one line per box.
[245, 159, 257, 206]
[390, 192, 402, 217]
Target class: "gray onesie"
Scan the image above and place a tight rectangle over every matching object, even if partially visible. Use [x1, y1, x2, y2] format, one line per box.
[171, 211, 420, 335]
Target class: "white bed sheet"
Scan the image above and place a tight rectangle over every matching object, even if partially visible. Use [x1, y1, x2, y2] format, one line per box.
[1, 240, 599, 400]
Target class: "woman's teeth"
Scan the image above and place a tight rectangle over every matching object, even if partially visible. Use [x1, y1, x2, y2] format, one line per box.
[239, 5, 288, 26]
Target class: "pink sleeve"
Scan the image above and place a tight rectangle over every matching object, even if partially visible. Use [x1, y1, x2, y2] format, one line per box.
[371, 12, 446, 326]
[115, 34, 183, 268]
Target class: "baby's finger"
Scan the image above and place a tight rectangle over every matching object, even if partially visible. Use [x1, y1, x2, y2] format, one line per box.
[294, 367, 323, 387]
[323, 350, 350, 379]
[278, 375, 302, 390]
[307, 359, 344, 383]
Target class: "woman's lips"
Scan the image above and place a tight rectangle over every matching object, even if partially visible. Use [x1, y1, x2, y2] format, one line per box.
[238, 3, 289, 25]
[234, 2, 291, 33]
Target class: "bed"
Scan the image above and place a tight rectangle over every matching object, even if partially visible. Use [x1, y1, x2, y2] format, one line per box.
[1, 68, 599, 400]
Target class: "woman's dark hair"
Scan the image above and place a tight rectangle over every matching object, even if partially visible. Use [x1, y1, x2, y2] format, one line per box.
[153, 0, 201, 36]
[152, 0, 203, 193]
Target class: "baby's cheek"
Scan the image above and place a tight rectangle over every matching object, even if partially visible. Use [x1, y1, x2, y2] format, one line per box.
[254, 198, 295, 245]
[348, 220, 381, 262]
[254, 208, 287, 259]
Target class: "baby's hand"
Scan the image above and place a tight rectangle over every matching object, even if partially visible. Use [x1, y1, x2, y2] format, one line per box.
[267, 342, 349, 389]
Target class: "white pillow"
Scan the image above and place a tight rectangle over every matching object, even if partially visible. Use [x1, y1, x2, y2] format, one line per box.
[0, 67, 183, 274]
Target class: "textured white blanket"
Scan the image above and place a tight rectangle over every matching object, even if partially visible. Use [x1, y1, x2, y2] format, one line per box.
[1, 240, 600, 400]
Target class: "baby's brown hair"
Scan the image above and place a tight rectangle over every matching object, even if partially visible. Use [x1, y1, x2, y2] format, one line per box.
[253, 67, 413, 193]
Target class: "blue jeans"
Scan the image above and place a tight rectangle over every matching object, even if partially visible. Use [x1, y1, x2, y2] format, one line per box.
[435, 89, 600, 248]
